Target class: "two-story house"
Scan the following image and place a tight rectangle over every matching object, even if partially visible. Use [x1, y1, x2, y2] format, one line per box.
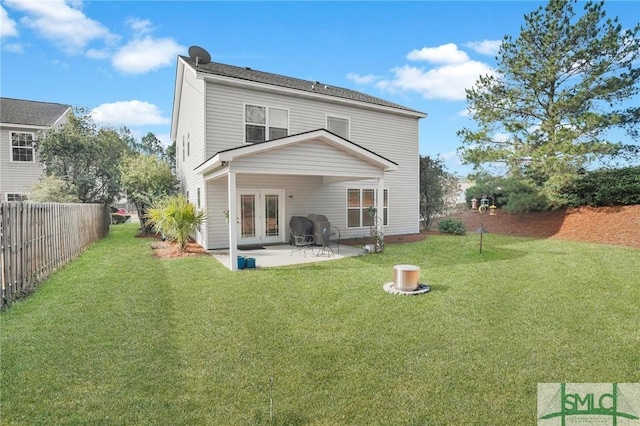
[171, 53, 426, 270]
[0, 97, 72, 201]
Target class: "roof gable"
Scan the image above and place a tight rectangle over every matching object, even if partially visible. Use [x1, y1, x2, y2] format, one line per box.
[195, 129, 398, 177]
[0, 97, 71, 127]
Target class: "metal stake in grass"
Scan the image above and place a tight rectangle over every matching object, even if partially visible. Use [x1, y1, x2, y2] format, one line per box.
[477, 202, 489, 253]
[269, 376, 274, 423]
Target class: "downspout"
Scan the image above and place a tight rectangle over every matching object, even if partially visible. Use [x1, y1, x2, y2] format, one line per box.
[228, 170, 238, 271]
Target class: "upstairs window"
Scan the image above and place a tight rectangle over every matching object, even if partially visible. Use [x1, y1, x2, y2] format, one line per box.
[11, 132, 35, 162]
[327, 116, 349, 139]
[245, 104, 288, 143]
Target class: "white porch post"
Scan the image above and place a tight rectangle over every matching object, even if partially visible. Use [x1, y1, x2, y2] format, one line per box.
[377, 177, 385, 244]
[228, 171, 238, 271]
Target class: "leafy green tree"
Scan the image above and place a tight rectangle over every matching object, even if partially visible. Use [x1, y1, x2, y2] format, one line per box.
[458, 0, 640, 205]
[131, 132, 166, 158]
[145, 195, 206, 251]
[27, 175, 81, 203]
[165, 140, 176, 171]
[119, 154, 177, 232]
[419, 155, 460, 229]
[35, 108, 131, 204]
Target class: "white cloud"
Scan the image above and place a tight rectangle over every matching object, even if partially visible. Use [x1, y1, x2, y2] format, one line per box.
[91, 100, 170, 127]
[4, 0, 115, 53]
[457, 109, 470, 117]
[346, 72, 381, 85]
[127, 17, 152, 35]
[3, 43, 23, 52]
[354, 43, 495, 101]
[377, 61, 493, 101]
[407, 43, 469, 64]
[1, 5, 18, 37]
[111, 36, 184, 74]
[86, 48, 110, 60]
[155, 132, 172, 148]
[494, 132, 510, 143]
[464, 39, 502, 56]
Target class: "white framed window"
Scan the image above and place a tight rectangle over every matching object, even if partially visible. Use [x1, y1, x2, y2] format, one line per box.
[11, 132, 35, 162]
[197, 187, 201, 208]
[346, 188, 388, 228]
[327, 116, 350, 139]
[245, 104, 289, 143]
[7, 193, 28, 202]
[182, 135, 185, 162]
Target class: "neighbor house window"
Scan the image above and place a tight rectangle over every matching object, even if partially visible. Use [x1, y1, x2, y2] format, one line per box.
[11, 132, 35, 162]
[197, 188, 201, 208]
[327, 116, 349, 139]
[182, 135, 185, 162]
[245, 104, 288, 143]
[7, 193, 28, 202]
[347, 188, 388, 228]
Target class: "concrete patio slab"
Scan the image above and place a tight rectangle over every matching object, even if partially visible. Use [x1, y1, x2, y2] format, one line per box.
[210, 243, 365, 269]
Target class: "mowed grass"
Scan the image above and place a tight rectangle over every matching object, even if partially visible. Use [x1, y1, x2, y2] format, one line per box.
[1, 223, 638, 425]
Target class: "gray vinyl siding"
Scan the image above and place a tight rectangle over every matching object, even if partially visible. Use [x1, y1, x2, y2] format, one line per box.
[0, 127, 45, 200]
[173, 68, 209, 245]
[231, 139, 384, 178]
[175, 69, 206, 203]
[204, 81, 420, 237]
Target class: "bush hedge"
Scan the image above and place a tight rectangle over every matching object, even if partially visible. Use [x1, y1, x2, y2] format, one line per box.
[561, 166, 640, 207]
[438, 219, 466, 235]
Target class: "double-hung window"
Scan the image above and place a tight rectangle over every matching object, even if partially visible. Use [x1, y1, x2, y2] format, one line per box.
[7, 193, 28, 202]
[327, 116, 349, 139]
[11, 132, 35, 162]
[347, 188, 388, 228]
[245, 104, 288, 143]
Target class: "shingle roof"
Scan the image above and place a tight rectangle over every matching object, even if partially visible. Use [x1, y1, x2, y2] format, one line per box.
[180, 56, 426, 116]
[0, 97, 71, 127]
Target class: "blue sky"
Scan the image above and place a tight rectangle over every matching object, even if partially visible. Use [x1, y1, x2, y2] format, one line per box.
[1, 0, 638, 176]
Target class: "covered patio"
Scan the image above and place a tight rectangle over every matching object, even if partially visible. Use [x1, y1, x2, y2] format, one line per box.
[209, 242, 365, 269]
[196, 129, 397, 271]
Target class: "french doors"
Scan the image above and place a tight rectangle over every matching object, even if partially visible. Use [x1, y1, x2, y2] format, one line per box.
[237, 190, 285, 245]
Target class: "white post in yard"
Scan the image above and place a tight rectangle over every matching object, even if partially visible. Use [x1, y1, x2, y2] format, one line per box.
[228, 171, 238, 271]
[377, 177, 385, 248]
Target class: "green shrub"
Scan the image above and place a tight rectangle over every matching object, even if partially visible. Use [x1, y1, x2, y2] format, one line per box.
[561, 166, 640, 207]
[145, 195, 206, 251]
[438, 219, 466, 235]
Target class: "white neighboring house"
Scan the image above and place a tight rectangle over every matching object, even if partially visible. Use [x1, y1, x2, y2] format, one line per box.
[171, 55, 426, 270]
[0, 97, 72, 201]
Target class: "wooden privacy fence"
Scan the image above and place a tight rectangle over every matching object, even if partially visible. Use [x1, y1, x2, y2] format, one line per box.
[1, 202, 110, 307]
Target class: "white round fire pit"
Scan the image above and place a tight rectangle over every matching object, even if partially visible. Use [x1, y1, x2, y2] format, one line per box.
[384, 264, 431, 295]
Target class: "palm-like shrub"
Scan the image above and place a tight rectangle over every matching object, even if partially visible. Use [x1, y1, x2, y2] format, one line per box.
[145, 195, 206, 251]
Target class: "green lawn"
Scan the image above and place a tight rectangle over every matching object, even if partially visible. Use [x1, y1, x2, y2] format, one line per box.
[1, 223, 638, 425]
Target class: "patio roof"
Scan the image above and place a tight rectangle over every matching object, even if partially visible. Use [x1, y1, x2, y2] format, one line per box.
[194, 129, 398, 178]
